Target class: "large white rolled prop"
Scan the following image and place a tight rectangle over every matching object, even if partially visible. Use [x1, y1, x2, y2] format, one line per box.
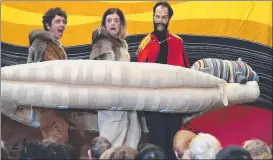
[1, 60, 260, 117]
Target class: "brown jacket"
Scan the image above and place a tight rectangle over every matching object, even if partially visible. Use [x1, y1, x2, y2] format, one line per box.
[43, 41, 67, 61]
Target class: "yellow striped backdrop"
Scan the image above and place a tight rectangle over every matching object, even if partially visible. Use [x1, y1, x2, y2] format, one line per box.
[1, 1, 272, 47]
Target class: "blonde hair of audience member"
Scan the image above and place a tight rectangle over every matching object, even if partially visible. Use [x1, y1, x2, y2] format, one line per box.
[109, 145, 137, 159]
[189, 133, 222, 159]
[173, 130, 197, 159]
[243, 139, 272, 159]
[99, 148, 115, 159]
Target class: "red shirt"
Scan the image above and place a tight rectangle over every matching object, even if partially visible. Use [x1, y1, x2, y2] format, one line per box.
[137, 31, 190, 68]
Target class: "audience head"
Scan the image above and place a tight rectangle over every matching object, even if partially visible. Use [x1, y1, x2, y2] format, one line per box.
[243, 139, 272, 159]
[1, 140, 9, 160]
[216, 145, 253, 160]
[136, 143, 166, 159]
[23, 140, 47, 159]
[44, 142, 75, 159]
[109, 145, 137, 159]
[189, 133, 222, 159]
[88, 136, 111, 159]
[173, 130, 197, 159]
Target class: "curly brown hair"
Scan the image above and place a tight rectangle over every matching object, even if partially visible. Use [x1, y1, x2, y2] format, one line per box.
[42, 7, 67, 31]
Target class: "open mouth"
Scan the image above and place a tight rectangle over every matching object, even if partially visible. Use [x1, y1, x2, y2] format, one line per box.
[57, 29, 64, 34]
[157, 23, 165, 27]
[110, 27, 116, 31]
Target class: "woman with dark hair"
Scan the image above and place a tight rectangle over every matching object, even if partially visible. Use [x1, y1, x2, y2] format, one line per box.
[90, 8, 129, 60]
[89, 8, 141, 149]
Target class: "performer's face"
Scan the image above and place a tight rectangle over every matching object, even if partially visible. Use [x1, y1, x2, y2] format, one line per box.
[105, 13, 121, 37]
[46, 15, 66, 39]
[153, 6, 169, 32]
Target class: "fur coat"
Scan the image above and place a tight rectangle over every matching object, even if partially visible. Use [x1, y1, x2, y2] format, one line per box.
[27, 29, 67, 63]
[90, 28, 130, 61]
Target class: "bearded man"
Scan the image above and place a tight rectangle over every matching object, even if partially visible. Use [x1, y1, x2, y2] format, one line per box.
[136, 2, 191, 159]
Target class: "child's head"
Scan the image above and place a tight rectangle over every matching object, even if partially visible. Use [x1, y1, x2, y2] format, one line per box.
[88, 137, 111, 159]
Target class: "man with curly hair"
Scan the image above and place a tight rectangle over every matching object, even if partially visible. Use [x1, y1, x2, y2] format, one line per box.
[27, 7, 81, 144]
[28, 7, 67, 63]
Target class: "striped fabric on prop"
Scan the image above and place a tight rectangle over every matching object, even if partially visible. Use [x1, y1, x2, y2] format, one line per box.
[191, 58, 259, 84]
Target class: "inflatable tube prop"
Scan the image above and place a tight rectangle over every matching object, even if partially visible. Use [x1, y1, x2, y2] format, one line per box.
[1, 60, 259, 118]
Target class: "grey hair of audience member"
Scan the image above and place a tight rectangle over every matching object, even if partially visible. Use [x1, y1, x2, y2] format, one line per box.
[189, 133, 222, 159]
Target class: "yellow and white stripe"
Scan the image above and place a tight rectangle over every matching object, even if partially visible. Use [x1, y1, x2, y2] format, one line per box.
[1, 1, 272, 47]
